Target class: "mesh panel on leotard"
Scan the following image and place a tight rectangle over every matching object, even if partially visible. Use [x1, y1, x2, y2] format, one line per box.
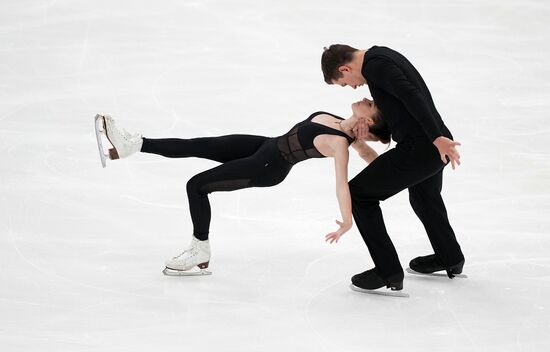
[276, 112, 354, 165]
[276, 126, 323, 164]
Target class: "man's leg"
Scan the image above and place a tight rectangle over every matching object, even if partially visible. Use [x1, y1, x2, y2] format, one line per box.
[349, 141, 446, 280]
[408, 170, 464, 267]
[349, 152, 406, 279]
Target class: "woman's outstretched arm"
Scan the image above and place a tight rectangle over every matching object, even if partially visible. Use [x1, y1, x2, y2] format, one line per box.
[325, 139, 352, 244]
[351, 140, 378, 163]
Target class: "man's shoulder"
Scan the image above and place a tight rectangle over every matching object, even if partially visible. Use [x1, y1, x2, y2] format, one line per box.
[362, 50, 390, 76]
[362, 46, 404, 76]
[365, 45, 399, 60]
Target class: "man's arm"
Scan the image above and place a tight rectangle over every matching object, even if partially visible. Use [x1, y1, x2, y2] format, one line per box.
[363, 57, 442, 142]
[364, 57, 462, 169]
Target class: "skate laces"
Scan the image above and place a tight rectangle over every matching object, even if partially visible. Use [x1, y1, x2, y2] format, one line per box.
[122, 128, 140, 140]
[117, 126, 140, 142]
[173, 247, 198, 260]
[107, 117, 140, 142]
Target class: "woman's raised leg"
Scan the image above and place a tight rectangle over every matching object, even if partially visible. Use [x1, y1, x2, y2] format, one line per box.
[141, 135, 268, 162]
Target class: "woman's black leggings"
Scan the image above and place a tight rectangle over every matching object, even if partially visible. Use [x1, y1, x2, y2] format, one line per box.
[141, 135, 292, 240]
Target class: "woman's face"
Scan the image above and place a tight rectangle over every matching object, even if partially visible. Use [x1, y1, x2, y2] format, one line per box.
[351, 97, 378, 118]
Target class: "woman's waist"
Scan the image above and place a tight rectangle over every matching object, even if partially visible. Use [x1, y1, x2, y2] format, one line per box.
[259, 137, 294, 165]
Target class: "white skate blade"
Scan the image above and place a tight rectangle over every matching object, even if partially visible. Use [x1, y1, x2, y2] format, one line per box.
[406, 267, 468, 279]
[94, 114, 108, 168]
[162, 267, 212, 276]
[349, 284, 410, 298]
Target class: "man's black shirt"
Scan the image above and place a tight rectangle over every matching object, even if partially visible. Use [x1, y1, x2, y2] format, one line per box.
[362, 46, 452, 143]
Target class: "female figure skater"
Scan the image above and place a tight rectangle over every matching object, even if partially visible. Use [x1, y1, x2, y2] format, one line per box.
[95, 98, 383, 275]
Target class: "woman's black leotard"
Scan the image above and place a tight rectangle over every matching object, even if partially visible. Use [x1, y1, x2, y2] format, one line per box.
[140, 112, 354, 240]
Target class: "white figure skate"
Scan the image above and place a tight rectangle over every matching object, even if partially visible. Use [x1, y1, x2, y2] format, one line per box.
[94, 114, 143, 168]
[163, 236, 212, 276]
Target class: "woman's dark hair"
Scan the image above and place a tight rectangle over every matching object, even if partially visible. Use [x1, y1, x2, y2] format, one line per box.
[321, 44, 359, 84]
[369, 110, 391, 145]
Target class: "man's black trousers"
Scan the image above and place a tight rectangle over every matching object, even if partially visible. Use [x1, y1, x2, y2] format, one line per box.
[349, 137, 464, 279]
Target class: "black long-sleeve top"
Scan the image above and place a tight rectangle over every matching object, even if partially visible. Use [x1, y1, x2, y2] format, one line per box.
[362, 46, 452, 143]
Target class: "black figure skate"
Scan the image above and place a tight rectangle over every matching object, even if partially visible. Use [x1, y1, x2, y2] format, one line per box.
[407, 254, 467, 279]
[350, 268, 408, 298]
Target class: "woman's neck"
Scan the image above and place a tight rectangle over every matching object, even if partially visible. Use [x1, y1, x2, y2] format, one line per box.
[339, 115, 357, 133]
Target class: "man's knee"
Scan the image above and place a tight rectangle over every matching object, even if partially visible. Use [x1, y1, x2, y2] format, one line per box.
[349, 178, 367, 196]
[349, 186, 379, 210]
[408, 188, 419, 206]
[350, 178, 382, 201]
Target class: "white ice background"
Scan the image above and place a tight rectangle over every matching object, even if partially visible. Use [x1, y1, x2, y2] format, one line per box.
[1, 0, 549, 351]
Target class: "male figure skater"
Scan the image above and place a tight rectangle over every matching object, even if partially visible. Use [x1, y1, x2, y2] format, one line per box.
[321, 44, 464, 293]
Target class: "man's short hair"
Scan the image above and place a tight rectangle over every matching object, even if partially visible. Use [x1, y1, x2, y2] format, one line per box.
[321, 44, 359, 84]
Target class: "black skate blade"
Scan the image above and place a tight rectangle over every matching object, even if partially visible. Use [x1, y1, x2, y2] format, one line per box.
[162, 267, 212, 276]
[94, 114, 108, 168]
[349, 284, 409, 298]
[406, 267, 468, 279]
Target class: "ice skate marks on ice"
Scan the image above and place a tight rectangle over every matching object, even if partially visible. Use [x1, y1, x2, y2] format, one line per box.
[406, 267, 468, 278]
[94, 114, 108, 168]
[349, 284, 410, 298]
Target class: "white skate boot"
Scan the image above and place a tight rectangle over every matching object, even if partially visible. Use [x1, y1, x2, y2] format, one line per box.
[163, 236, 212, 276]
[94, 114, 143, 168]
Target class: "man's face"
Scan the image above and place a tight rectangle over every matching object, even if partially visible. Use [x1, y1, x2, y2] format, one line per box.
[331, 66, 366, 89]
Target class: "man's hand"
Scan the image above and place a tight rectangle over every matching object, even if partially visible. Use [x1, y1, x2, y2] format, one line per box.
[433, 136, 461, 170]
[352, 117, 370, 141]
[352, 117, 381, 141]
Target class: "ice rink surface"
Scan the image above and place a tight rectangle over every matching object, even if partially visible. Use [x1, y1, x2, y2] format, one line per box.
[1, 0, 549, 351]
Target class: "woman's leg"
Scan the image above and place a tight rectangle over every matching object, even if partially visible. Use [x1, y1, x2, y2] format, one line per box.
[186, 146, 291, 240]
[164, 140, 291, 273]
[141, 135, 268, 162]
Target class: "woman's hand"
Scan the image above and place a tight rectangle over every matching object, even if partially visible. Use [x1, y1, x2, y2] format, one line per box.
[325, 220, 352, 244]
